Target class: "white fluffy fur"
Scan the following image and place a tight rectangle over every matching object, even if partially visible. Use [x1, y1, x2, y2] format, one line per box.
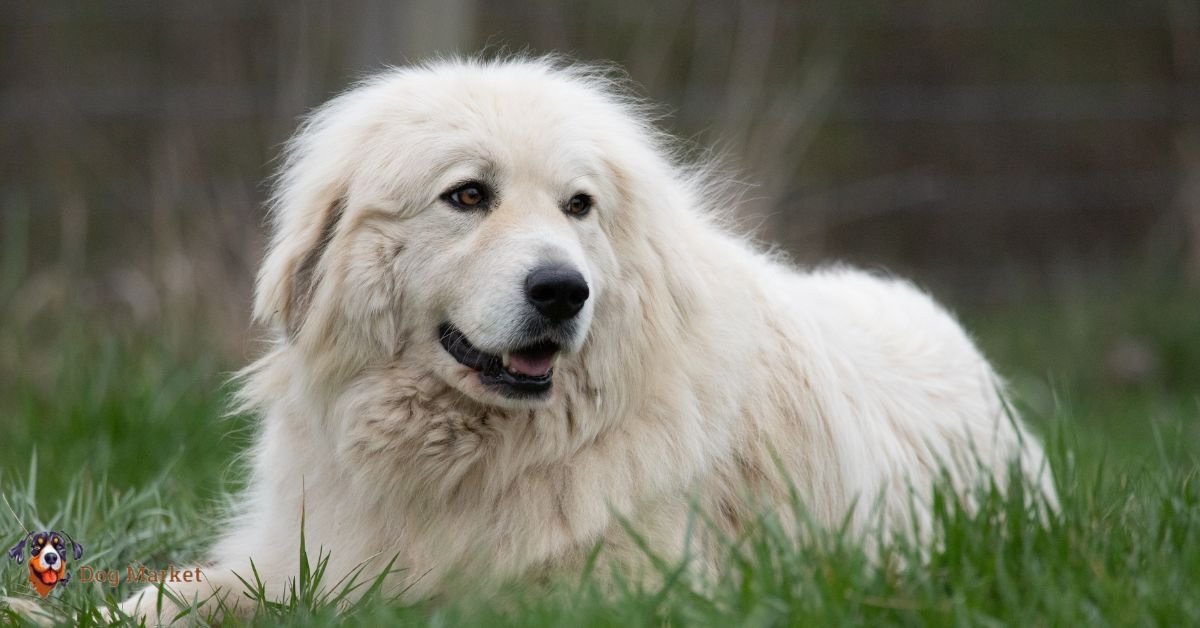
[115, 57, 1052, 621]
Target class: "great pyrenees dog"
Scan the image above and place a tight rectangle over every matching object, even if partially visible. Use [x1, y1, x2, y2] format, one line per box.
[113, 57, 1051, 621]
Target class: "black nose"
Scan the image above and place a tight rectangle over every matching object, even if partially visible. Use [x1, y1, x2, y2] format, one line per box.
[44, 553, 57, 565]
[525, 265, 589, 322]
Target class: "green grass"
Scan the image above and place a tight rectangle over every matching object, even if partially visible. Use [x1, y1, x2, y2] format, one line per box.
[1, 277, 1198, 626]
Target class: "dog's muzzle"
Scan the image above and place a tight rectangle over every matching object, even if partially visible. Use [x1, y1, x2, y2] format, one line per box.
[439, 324, 560, 397]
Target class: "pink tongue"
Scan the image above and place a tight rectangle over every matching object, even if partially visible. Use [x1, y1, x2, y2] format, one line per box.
[508, 352, 555, 377]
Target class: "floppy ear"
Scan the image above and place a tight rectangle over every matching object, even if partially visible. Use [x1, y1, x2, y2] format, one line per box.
[8, 534, 30, 564]
[254, 192, 346, 338]
[57, 531, 83, 560]
[254, 76, 400, 339]
[253, 89, 368, 339]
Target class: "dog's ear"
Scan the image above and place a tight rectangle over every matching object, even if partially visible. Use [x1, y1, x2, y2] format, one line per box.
[57, 531, 83, 561]
[253, 111, 354, 338]
[255, 193, 346, 338]
[7, 534, 29, 564]
[255, 80, 409, 340]
[253, 93, 363, 339]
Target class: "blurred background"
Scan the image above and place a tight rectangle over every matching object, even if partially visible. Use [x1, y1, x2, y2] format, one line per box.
[1, 1, 1197, 482]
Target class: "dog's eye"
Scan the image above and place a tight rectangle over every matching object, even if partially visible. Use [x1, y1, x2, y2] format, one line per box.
[444, 182, 490, 210]
[565, 193, 593, 217]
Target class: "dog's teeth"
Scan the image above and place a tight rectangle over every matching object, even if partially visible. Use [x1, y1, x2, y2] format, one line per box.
[502, 353, 511, 368]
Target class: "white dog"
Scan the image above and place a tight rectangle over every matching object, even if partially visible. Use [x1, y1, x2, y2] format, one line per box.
[115, 57, 1052, 621]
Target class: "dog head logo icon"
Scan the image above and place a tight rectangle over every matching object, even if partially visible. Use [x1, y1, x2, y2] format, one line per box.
[7, 530, 84, 597]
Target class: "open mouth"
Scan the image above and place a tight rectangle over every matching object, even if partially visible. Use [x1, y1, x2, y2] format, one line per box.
[438, 323, 559, 396]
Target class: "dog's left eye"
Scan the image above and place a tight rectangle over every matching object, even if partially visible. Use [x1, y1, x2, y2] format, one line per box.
[444, 182, 491, 210]
[565, 193, 593, 217]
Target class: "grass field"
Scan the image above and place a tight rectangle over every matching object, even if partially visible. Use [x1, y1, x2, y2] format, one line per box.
[1, 274, 1198, 626]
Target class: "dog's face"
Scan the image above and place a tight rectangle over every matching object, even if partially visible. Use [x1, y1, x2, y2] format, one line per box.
[29, 533, 65, 576]
[374, 105, 614, 406]
[257, 62, 661, 409]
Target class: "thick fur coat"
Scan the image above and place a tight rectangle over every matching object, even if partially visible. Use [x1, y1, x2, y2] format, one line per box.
[116, 58, 1052, 621]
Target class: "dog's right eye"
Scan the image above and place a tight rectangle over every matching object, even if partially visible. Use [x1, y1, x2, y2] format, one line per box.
[443, 182, 491, 211]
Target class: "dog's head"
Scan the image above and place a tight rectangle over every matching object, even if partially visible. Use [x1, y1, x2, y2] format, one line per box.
[254, 58, 679, 408]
